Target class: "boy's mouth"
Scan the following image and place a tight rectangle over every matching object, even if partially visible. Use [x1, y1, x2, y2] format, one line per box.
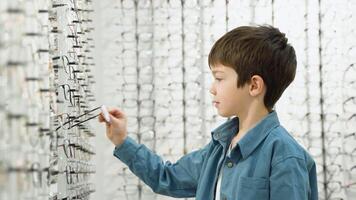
[212, 101, 220, 107]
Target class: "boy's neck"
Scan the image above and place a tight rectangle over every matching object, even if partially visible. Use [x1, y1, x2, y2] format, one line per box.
[231, 105, 270, 147]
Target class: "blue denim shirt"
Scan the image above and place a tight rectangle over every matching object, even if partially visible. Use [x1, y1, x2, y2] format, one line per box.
[113, 111, 318, 200]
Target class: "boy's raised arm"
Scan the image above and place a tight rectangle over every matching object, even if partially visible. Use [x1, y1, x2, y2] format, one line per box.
[113, 136, 212, 198]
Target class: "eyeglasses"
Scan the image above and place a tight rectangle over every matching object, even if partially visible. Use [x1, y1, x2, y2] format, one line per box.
[1, 0, 98, 199]
[56, 83, 78, 107]
[54, 106, 101, 132]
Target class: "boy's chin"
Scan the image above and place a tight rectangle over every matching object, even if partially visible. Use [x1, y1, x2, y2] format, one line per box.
[217, 110, 234, 118]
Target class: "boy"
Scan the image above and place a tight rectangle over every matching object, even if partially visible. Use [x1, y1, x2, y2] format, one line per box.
[99, 25, 318, 200]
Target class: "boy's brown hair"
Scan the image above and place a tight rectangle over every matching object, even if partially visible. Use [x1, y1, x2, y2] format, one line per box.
[208, 25, 297, 111]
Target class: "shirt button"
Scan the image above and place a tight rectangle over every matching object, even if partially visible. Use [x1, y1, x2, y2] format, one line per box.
[226, 161, 233, 168]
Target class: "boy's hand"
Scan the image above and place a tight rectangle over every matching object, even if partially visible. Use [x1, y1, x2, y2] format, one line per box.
[98, 107, 128, 146]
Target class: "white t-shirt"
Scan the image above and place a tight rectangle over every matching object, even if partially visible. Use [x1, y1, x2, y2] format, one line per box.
[215, 143, 234, 200]
[215, 171, 222, 200]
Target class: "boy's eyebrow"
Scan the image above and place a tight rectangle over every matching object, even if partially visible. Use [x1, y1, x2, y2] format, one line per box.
[212, 70, 225, 75]
[211, 69, 224, 74]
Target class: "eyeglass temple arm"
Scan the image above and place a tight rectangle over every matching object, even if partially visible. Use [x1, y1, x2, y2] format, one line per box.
[69, 114, 100, 129]
[55, 106, 101, 131]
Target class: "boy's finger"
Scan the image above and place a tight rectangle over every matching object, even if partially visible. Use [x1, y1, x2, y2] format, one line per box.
[98, 114, 112, 128]
[108, 108, 125, 118]
[98, 113, 105, 122]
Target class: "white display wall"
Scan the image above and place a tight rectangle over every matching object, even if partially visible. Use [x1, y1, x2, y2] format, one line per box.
[1, 0, 97, 199]
[1, 0, 355, 200]
[92, 0, 356, 200]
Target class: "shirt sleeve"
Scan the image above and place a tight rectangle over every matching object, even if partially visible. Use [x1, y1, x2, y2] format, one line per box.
[113, 136, 211, 198]
[270, 156, 312, 200]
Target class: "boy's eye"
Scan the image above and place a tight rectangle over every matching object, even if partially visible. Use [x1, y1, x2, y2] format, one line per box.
[215, 78, 222, 81]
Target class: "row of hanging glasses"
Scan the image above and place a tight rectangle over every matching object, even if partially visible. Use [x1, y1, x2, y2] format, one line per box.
[0, 0, 97, 199]
[98, 0, 227, 199]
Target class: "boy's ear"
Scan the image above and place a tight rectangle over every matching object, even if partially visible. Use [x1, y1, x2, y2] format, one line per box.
[249, 75, 265, 97]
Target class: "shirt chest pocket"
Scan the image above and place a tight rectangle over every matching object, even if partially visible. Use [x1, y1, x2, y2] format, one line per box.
[235, 176, 270, 200]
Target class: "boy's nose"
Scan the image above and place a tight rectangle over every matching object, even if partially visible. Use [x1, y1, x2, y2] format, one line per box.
[209, 84, 216, 95]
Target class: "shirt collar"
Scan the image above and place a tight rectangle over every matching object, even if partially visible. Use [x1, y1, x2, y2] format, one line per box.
[211, 117, 239, 147]
[211, 111, 280, 159]
[238, 111, 280, 159]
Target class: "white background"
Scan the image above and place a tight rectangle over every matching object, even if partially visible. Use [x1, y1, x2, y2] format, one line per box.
[91, 0, 356, 200]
